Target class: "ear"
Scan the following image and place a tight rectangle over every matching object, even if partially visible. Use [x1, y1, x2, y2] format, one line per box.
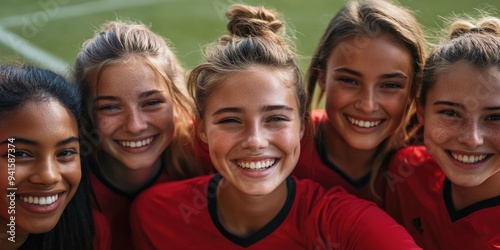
[197, 121, 208, 143]
[416, 102, 424, 125]
[317, 70, 326, 91]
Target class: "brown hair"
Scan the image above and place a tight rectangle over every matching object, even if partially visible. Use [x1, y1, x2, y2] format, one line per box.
[307, 0, 427, 199]
[188, 4, 310, 133]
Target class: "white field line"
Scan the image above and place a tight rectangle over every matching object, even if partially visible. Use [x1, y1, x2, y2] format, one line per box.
[0, 0, 173, 28]
[0, 0, 172, 73]
[0, 26, 70, 74]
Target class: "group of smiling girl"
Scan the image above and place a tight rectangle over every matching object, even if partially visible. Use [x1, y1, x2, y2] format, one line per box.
[1, 0, 499, 249]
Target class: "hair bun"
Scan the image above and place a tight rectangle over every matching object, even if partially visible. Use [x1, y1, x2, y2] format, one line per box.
[226, 4, 284, 38]
[449, 17, 500, 39]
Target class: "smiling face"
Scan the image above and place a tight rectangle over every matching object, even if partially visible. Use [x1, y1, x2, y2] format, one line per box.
[421, 63, 500, 188]
[320, 35, 412, 151]
[0, 100, 80, 234]
[93, 58, 174, 171]
[198, 66, 304, 196]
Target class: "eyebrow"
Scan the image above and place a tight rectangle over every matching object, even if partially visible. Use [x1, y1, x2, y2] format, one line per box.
[93, 90, 164, 103]
[0, 136, 79, 146]
[334, 67, 408, 79]
[211, 105, 294, 117]
[433, 101, 500, 111]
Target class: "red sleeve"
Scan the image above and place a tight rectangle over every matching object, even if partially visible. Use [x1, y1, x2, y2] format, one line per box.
[307, 187, 420, 250]
[93, 209, 111, 250]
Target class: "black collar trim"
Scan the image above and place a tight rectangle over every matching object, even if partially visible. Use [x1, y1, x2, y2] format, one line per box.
[208, 173, 296, 247]
[443, 178, 500, 222]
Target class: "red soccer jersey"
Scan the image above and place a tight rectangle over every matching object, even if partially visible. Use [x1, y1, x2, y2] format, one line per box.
[89, 138, 214, 250]
[385, 145, 500, 249]
[131, 174, 420, 250]
[93, 209, 111, 250]
[90, 163, 170, 250]
[292, 109, 385, 205]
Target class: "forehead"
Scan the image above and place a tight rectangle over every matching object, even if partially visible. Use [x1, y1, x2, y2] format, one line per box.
[208, 67, 298, 109]
[428, 63, 500, 108]
[0, 100, 78, 141]
[96, 59, 168, 96]
[328, 34, 413, 72]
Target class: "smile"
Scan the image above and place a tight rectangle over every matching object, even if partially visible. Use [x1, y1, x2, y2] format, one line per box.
[237, 159, 276, 171]
[119, 136, 154, 148]
[19, 194, 59, 206]
[347, 116, 382, 128]
[450, 151, 489, 164]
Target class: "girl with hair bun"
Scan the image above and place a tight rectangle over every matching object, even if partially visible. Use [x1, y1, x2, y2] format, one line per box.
[131, 4, 420, 249]
[385, 14, 500, 249]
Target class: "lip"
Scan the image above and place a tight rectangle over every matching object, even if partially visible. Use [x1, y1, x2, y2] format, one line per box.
[16, 191, 66, 214]
[114, 135, 158, 153]
[446, 150, 492, 170]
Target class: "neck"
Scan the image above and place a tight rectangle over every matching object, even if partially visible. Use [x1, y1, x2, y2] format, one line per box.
[216, 179, 288, 238]
[320, 123, 375, 180]
[0, 219, 30, 250]
[99, 154, 162, 195]
[451, 171, 500, 211]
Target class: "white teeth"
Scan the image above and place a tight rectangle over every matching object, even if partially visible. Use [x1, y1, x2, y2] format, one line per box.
[237, 159, 275, 171]
[347, 117, 381, 128]
[451, 152, 487, 164]
[21, 194, 59, 206]
[120, 137, 153, 148]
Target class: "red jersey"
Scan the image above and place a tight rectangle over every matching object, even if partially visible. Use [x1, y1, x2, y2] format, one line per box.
[385, 145, 500, 249]
[90, 163, 170, 250]
[93, 209, 111, 250]
[292, 109, 385, 205]
[131, 174, 420, 250]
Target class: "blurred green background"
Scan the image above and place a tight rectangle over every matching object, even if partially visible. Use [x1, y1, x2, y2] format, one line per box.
[0, 0, 498, 76]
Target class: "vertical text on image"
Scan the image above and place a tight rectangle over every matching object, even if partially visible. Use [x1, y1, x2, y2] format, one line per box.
[6, 137, 17, 243]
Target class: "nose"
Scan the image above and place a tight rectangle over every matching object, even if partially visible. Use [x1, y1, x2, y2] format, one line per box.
[457, 120, 484, 148]
[354, 87, 379, 114]
[240, 124, 268, 150]
[123, 108, 148, 133]
[29, 157, 62, 185]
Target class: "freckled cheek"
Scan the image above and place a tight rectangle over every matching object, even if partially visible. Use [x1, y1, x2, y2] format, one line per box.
[485, 130, 500, 150]
[424, 120, 453, 145]
[95, 116, 120, 138]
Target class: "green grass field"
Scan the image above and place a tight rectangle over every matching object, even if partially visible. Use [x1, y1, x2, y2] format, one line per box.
[0, 0, 498, 76]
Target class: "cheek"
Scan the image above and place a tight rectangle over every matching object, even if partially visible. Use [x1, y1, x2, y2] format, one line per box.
[383, 93, 408, 119]
[62, 162, 82, 196]
[424, 118, 453, 146]
[159, 107, 175, 136]
[95, 115, 118, 138]
[325, 85, 350, 112]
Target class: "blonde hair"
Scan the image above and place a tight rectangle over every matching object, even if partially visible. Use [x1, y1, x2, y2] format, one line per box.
[75, 20, 202, 179]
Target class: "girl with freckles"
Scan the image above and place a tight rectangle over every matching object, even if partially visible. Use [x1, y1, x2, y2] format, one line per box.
[384, 15, 500, 249]
[292, 0, 427, 206]
[130, 4, 421, 249]
[0, 65, 109, 250]
[74, 21, 211, 250]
